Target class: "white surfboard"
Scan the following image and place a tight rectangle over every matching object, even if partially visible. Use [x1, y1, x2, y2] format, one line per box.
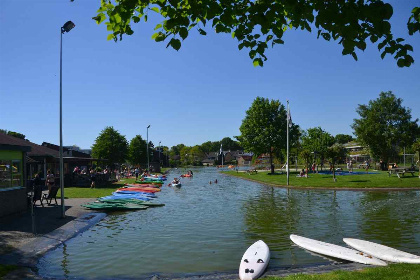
[290, 234, 387, 266]
[343, 238, 420, 264]
[239, 240, 270, 280]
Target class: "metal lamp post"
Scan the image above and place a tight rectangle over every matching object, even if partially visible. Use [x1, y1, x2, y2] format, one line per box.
[158, 141, 161, 168]
[146, 125, 150, 174]
[60, 20, 75, 218]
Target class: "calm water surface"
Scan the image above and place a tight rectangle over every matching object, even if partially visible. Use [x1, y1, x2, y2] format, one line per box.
[38, 167, 420, 279]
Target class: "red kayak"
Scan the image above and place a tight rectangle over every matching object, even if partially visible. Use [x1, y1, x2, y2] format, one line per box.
[117, 187, 160, 193]
[181, 174, 192, 177]
[125, 183, 160, 188]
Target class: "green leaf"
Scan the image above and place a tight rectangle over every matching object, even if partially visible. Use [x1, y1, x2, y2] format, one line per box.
[154, 23, 162, 30]
[198, 28, 207, 35]
[93, 13, 106, 24]
[151, 7, 160, 13]
[253, 58, 263, 67]
[144, 15, 148, 22]
[107, 34, 115, 41]
[152, 33, 159, 39]
[179, 27, 188, 40]
[397, 58, 405, 67]
[351, 52, 358, 61]
[155, 32, 166, 42]
[370, 35, 378, 43]
[168, 38, 181, 50]
[133, 16, 140, 23]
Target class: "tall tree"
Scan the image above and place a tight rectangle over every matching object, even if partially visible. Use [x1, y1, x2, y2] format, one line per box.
[325, 144, 348, 181]
[335, 134, 354, 144]
[220, 137, 243, 151]
[93, 1, 418, 67]
[351, 92, 419, 165]
[92, 126, 128, 165]
[236, 97, 299, 174]
[128, 135, 148, 166]
[301, 127, 335, 169]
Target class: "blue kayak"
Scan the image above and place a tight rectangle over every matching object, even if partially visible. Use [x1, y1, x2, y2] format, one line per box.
[112, 191, 156, 198]
[101, 194, 150, 201]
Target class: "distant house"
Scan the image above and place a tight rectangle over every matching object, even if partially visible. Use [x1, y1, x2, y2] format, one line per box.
[343, 142, 370, 163]
[237, 155, 252, 166]
[201, 158, 215, 166]
[0, 132, 31, 217]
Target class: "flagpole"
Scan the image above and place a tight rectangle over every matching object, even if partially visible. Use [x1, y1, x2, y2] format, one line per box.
[287, 100, 290, 186]
[221, 144, 224, 168]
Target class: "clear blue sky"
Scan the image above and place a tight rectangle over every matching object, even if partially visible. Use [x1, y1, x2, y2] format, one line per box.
[1, 0, 419, 149]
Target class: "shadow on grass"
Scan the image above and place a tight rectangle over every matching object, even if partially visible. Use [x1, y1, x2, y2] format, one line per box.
[266, 173, 284, 176]
[349, 180, 369, 183]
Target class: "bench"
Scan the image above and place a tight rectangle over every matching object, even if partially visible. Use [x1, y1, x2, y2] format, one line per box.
[389, 168, 416, 178]
[246, 169, 258, 175]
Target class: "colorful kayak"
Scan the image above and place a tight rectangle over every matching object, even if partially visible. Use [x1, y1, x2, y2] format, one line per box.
[180, 174, 192, 177]
[135, 180, 163, 185]
[100, 194, 150, 201]
[171, 183, 182, 187]
[117, 187, 161, 193]
[125, 183, 160, 188]
[98, 199, 165, 207]
[82, 202, 149, 211]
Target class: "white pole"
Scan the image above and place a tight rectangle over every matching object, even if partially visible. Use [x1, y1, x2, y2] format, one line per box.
[287, 100, 290, 186]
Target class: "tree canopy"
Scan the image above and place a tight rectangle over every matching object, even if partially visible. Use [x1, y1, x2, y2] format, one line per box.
[301, 127, 335, 164]
[92, 126, 128, 165]
[93, 0, 419, 67]
[236, 97, 299, 173]
[334, 133, 354, 144]
[128, 135, 148, 166]
[351, 91, 419, 163]
[0, 129, 26, 140]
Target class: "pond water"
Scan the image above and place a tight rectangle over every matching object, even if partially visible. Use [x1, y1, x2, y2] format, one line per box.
[38, 167, 420, 279]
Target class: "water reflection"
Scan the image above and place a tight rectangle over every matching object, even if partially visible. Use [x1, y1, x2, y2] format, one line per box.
[37, 168, 420, 279]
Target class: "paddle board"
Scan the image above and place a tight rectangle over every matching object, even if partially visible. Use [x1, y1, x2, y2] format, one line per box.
[290, 234, 387, 266]
[343, 238, 420, 264]
[239, 240, 270, 280]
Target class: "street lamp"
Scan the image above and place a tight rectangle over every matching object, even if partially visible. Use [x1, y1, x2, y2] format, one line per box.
[146, 125, 150, 174]
[59, 20, 75, 219]
[158, 141, 161, 168]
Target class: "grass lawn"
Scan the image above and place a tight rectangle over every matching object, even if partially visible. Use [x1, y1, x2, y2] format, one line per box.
[58, 177, 139, 199]
[263, 263, 420, 280]
[0, 264, 18, 278]
[223, 169, 420, 189]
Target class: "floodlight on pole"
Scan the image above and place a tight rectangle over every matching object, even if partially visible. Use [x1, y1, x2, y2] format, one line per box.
[147, 125, 151, 174]
[59, 20, 75, 218]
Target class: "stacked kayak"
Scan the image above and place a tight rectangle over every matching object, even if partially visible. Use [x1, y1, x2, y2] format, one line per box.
[135, 180, 163, 185]
[82, 202, 149, 210]
[83, 179, 166, 211]
[144, 176, 167, 181]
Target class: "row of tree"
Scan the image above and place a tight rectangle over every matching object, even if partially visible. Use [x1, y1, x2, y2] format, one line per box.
[235, 92, 419, 173]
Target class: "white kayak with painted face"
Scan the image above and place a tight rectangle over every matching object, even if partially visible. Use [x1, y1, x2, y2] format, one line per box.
[343, 238, 420, 264]
[239, 240, 270, 280]
[290, 234, 387, 266]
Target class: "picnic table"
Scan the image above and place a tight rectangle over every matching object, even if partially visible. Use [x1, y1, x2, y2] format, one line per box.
[388, 168, 416, 178]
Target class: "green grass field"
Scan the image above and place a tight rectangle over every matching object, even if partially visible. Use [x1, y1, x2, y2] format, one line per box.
[223, 169, 420, 189]
[58, 177, 139, 198]
[263, 263, 420, 280]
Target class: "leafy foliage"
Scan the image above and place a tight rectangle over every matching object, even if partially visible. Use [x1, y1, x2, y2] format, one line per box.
[128, 135, 148, 166]
[301, 127, 335, 164]
[91, 126, 128, 165]
[335, 133, 354, 144]
[351, 92, 419, 163]
[0, 129, 26, 139]
[236, 97, 299, 173]
[93, 0, 418, 67]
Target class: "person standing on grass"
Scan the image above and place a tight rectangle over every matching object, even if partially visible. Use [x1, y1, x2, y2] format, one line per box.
[90, 169, 96, 189]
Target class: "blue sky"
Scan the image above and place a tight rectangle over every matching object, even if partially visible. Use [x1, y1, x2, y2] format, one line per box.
[1, 0, 419, 149]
